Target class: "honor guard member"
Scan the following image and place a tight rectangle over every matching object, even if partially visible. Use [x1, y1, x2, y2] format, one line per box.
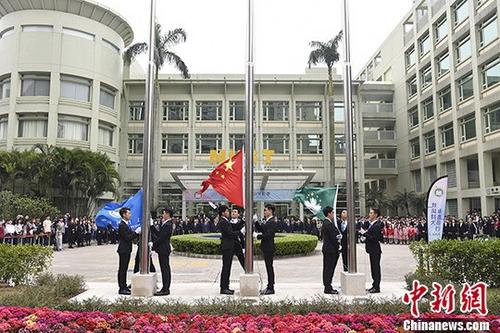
[152, 208, 174, 296]
[256, 204, 277, 295]
[360, 208, 384, 293]
[321, 206, 341, 294]
[117, 207, 138, 295]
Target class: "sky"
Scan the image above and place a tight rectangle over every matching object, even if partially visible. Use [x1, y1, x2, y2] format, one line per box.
[98, 0, 413, 76]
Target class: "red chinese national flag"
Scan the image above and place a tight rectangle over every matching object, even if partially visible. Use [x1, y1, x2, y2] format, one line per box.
[197, 150, 244, 207]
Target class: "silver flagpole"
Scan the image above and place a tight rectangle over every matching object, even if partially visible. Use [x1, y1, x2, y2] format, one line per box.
[140, 0, 156, 275]
[342, 0, 357, 274]
[244, 0, 255, 274]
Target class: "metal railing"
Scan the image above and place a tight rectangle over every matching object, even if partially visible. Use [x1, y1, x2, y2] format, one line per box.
[364, 159, 397, 169]
[364, 130, 396, 140]
[362, 103, 394, 113]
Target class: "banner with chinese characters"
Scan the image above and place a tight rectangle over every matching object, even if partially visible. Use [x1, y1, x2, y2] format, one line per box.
[185, 189, 295, 202]
[426, 176, 448, 242]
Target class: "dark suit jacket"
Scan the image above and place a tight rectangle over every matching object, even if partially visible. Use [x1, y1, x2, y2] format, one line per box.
[117, 220, 137, 254]
[153, 219, 173, 255]
[321, 218, 340, 254]
[364, 219, 384, 255]
[339, 219, 348, 250]
[219, 217, 241, 252]
[256, 217, 276, 255]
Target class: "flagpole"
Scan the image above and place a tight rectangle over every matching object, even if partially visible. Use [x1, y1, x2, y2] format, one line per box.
[140, 0, 156, 275]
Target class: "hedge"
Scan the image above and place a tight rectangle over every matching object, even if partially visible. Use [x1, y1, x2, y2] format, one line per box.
[409, 239, 500, 288]
[0, 191, 60, 220]
[171, 233, 318, 256]
[0, 244, 53, 285]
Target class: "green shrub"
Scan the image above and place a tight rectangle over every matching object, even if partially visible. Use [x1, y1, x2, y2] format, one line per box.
[0, 191, 61, 220]
[0, 244, 53, 285]
[171, 233, 318, 256]
[408, 239, 500, 287]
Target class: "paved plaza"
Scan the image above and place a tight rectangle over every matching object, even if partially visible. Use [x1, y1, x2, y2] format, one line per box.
[50, 242, 417, 303]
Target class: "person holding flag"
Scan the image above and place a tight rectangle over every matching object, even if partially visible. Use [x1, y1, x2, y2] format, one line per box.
[321, 206, 341, 295]
[255, 204, 277, 295]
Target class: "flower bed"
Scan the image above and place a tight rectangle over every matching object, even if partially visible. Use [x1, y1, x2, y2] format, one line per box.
[0, 307, 498, 333]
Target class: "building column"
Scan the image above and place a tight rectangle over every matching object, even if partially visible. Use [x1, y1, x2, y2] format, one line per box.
[182, 191, 187, 220]
[47, 72, 60, 146]
[299, 202, 304, 221]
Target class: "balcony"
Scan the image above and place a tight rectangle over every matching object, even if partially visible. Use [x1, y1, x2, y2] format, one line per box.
[404, 28, 415, 45]
[362, 103, 394, 114]
[361, 103, 395, 125]
[364, 159, 398, 176]
[364, 130, 397, 148]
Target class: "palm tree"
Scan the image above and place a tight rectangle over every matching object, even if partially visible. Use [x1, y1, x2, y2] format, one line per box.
[411, 193, 427, 217]
[393, 189, 418, 216]
[308, 31, 343, 186]
[363, 186, 389, 214]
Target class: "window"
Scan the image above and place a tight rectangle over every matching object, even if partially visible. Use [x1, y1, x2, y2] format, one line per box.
[437, 52, 450, 76]
[0, 27, 14, 39]
[335, 134, 345, 154]
[164, 101, 189, 121]
[421, 65, 432, 88]
[129, 101, 144, 121]
[446, 161, 457, 187]
[100, 85, 115, 109]
[427, 165, 437, 184]
[481, 58, 500, 89]
[196, 134, 222, 154]
[22, 25, 53, 32]
[196, 101, 222, 121]
[21, 73, 50, 96]
[424, 131, 436, 153]
[296, 101, 322, 121]
[484, 102, 500, 133]
[297, 134, 323, 154]
[18, 116, 47, 138]
[0, 77, 10, 99]
[374, 53, 382, 66]
[422, 98, 434, 120]
[102, 39, 120, 53]
[0, 117, 7, 139]
[263, 134, 289, 154]
[406, 46, 416, 68]
[456, 35, 471, 63]
[263, 101, 289, 121]
[458, 73, 474, 101]
[440, 123, 455, 148]
[128, 134, 143, 154]
[439, 86, 452, 112]
[435, 15, 448, 42]
[60, 75, 91, 102]
[478, 15, 498, 47]
[410, 138, 420, 158]
[62, 27, 94, 41]
[419, 32, 431, 57]
[229, 101, 245, 121]
[408, 76, 418, 97]
[412, 169, 422, 192]
[162, 134, 188, 154]
[98, 124, 113, 147]
[460, 113, 476, 141]
[334, 102, 346, 122]
[409, 108, 419, 128]
[467, 159, 480, 188]
[454, 0, 469, 26]
[57, 116, 89, 141]
[230, 134, 245, 152]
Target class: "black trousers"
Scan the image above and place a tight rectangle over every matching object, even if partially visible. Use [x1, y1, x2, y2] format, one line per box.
[341, 247, 348, 272]
[133, 246, 156, 273]
[118, 252, 131, 289]
[233, 244, 245, 270]
[369, 252, 381, 290]
[263, 251, 275, 289]
[220, 249, 233, 289]
[158, 254, 171, 291]
[322, 252, 339, 290]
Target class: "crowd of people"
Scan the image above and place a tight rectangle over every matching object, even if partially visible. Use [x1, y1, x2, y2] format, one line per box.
[1, 209, 499, 250]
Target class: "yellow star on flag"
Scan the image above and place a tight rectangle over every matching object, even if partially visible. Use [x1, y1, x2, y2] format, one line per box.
[224, 157, 235, 171]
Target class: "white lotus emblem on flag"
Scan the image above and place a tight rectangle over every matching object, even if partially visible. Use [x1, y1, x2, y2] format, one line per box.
[304, 197, 321, 215]
[109, 209, 121, 219]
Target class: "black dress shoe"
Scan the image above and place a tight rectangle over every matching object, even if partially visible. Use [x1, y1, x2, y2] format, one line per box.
[127, 284, 131, 289]
[367, 287, 380, 294]
[260, 288, 275, 295]
[220, 288, 234, 295]
[154, 289, 170, 296]
[118, 289, 131, 295]
[324, 289, 339, 295]
[228, 288, 234, 293]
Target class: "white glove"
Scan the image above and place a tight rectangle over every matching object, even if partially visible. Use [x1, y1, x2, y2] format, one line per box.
[240, 226, 246, 234]
[253, 232, 258, 240]
[135, 227, 142, 234]
[150, 218, 154, 226]
[336, 234, 343, 241]
[253, 214, 258, 222]
[148, 242, 153, 248]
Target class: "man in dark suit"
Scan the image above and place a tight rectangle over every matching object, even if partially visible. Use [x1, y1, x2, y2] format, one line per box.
[133, 227, 156, 274]
[230, 207, 246, 270]
[256, 204, 277, 295]
[360, 208, 384, 293]
[218, 205, 242, 295]
[152, 208, 174, 296]
[117, 207, 138, 295]
[321, 206, 341, 294]
[339, 210, 349, 272]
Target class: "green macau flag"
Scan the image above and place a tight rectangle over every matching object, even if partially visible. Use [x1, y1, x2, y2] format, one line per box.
[293, 187, 338, 220]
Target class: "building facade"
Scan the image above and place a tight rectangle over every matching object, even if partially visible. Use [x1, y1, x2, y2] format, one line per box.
[358, 0, 500, 217]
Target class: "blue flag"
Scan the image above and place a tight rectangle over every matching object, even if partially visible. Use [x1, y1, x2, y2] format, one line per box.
[95, 189, 143, 231]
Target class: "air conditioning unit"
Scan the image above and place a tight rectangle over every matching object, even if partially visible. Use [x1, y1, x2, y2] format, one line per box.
[486, 186, 500, 196]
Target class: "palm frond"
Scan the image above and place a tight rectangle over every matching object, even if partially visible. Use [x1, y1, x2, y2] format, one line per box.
[165, 51, 190, 78]
[163, 28, 187, 48]
[123, 42, 148, 65]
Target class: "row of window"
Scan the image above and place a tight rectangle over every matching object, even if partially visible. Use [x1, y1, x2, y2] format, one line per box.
[127, 133, 349, 155]
[0, 115, 114, 146]
[0, 25, 120, 53]
[405, 11, 497, 69]
[129, 100, 348, 122]
[408, 102, 500, 158]
[0, 73, 116, 109]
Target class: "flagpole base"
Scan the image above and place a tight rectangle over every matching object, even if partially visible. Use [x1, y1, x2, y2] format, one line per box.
[131, 273, 157, 297]
[239, 273, 260, 297]
[340, 272, 366, 296]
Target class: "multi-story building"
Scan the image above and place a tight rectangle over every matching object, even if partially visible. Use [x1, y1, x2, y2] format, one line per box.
[358, 0, 500, 217]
